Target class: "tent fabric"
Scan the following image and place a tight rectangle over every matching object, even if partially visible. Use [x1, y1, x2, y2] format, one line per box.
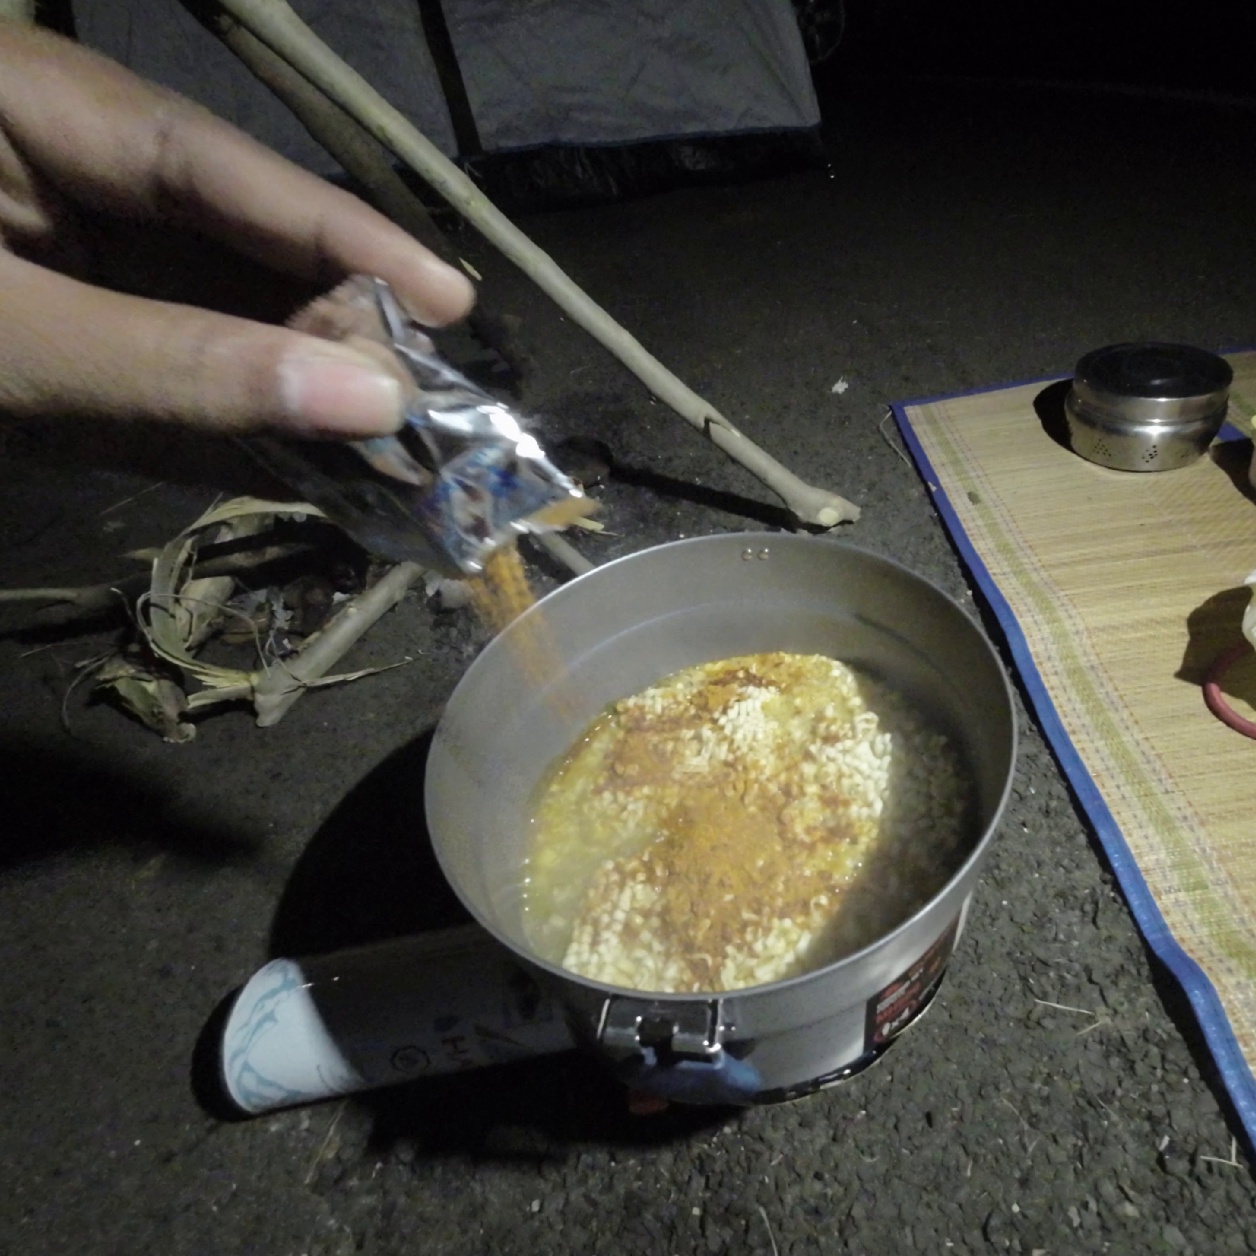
[465, 130, 829, 214]
[443, 0, 821, 153]
[75, 0, 460, 170]
[74, 1, 822, 207]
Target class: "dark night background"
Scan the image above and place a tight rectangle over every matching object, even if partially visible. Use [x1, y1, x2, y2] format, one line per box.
[829, 1, 1254, 96]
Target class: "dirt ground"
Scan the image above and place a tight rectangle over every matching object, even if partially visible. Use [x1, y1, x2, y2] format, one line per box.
[3, 69, 1256, 1256]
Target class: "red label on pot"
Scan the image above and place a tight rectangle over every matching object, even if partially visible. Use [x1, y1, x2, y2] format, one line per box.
[865, 918, 958, 1050]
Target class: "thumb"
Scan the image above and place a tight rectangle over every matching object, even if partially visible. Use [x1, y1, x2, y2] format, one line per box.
[0, 254, 407, 436]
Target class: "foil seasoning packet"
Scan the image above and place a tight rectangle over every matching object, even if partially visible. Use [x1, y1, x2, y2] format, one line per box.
[243, 275, 590, 577]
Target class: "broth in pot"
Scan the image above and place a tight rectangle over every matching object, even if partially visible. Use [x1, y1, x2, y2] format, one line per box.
[523, 652, 973, 994]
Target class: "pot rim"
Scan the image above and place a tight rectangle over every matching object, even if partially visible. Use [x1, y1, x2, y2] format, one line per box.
[426, 532, 1019, 1003]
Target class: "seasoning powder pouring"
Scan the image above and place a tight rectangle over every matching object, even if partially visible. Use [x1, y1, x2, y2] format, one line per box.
[244, 275, 591, 577]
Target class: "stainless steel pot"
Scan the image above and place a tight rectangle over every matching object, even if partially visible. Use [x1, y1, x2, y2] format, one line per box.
[1064, 341, 1233, 472]
[426, 534, 1016, 1104]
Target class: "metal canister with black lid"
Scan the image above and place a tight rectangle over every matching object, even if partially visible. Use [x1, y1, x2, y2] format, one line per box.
[1064, 341, 1233, 472]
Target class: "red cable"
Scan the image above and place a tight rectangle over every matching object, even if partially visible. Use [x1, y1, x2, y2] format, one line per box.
[1203, 642, 1256, 739]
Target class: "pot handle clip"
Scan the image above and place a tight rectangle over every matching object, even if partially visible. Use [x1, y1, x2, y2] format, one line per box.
[599, 997, 725, 1059]
[598, 997, 764, 1105]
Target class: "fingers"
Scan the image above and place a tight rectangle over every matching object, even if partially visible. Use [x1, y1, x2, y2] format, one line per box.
[0, 22, 475, 326]
[140, 106, 477, 326]
[0, 253, 407, 436]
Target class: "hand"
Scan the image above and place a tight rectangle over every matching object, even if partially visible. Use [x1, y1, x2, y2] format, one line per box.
[0, 21, 475, 437]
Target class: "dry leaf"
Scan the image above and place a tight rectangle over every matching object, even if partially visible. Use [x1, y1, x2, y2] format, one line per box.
[142, 497, 324, 699]
[94, 652, 195, 743]
[134, 496, 423, 730]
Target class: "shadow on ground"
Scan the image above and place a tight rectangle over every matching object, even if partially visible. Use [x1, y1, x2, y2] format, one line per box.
[543, 393, 799, 530]
[1179, 586, 1254, 692]
[1033, 379, 1073, 452]
[1209, 436, 1256, 505]
[0, 734, 262, 870]
[266, 730, 468, 959]
[359, 1050, 738, 1158]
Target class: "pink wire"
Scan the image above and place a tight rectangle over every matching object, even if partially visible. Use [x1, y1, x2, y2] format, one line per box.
[1203, 642, 1256, 739]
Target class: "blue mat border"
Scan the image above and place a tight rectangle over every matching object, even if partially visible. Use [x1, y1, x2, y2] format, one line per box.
[891, 373, 1256, 1149]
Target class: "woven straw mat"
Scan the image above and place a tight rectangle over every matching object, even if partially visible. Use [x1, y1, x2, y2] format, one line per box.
[894, 351, 1256, 1139]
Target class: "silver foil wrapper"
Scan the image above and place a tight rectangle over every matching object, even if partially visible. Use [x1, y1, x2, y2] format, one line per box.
[245, 277, 586, 576]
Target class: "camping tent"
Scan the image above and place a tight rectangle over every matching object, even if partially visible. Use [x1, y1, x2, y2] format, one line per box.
[76, 0, 826, 209]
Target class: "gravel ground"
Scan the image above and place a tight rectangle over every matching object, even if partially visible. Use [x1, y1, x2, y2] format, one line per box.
[3, 68, 1256, 1256]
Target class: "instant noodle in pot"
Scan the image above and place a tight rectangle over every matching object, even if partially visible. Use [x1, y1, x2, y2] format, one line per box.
[244, 275, 588, 576]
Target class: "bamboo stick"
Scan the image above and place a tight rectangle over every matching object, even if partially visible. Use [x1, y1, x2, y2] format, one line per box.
[251, 558, 422, 725]
[210, 0, 860, 528]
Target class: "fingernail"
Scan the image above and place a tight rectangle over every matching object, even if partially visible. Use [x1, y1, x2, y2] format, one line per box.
[401, 258, 477, 326]
[279, 343, 404, 436]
